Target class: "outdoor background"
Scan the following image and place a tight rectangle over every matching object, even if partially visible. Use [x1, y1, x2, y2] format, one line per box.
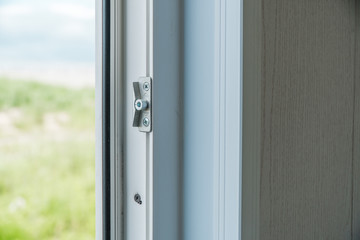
[0, 0, 95, 239]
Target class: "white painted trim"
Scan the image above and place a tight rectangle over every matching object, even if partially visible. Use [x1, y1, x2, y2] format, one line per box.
[95, 0, 103, 239]
[152, 0, 182, 239]
[146, 1, 153, 238]
[123, 0, 149, 239]
[214, 0, 242, 239]
[224, 0, 243, 238]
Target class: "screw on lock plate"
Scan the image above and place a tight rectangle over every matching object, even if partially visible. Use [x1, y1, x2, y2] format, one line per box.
[132, 77, 152, 132]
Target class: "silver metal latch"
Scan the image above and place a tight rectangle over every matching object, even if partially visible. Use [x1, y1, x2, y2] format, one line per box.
[132, 77, 152, 132]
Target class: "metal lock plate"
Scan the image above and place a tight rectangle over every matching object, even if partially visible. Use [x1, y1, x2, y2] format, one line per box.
[132, 77, 152, 132]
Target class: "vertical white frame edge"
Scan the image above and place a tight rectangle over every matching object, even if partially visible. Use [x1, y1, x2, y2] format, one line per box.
[214, 0, 243, 239]
[95, 0, 103, 239]
[224, 0, 243, 238]
[123, 0, 149, 239]
[152, 0, 182, 239]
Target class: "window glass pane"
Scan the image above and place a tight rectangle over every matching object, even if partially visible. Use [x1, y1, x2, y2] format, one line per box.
[0, 1, 95, 239]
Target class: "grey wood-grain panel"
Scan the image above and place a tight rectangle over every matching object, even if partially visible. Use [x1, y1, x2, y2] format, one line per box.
[259, 1, 356, 239]
[353, 2, 360, 239]
[242, 0, 262, 238]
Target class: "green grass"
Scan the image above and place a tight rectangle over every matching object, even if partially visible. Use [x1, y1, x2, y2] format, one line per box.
[0, 77, 95, 240]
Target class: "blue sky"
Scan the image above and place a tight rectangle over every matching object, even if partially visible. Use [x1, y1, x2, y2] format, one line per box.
[0, 0, 95, 63]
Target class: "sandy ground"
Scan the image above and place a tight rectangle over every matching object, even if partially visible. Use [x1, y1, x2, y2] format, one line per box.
[0, 61, 95, 89]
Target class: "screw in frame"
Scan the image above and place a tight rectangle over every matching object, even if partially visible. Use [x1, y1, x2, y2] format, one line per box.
[134, 193, 142, 205]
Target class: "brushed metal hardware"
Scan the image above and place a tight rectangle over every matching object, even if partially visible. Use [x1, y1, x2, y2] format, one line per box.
[132, 77, 152, 132]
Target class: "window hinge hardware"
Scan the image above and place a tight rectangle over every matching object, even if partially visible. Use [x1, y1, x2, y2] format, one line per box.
[132, 77, 152, 132]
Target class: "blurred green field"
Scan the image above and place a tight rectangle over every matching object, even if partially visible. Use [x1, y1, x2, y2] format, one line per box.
[0, 78, 95, 240]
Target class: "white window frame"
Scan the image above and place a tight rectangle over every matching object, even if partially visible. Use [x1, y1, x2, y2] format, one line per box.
[96, 0, 243, 239]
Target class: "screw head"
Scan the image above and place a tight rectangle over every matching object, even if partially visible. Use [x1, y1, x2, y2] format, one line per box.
[134, 193, 142, 205]
[143, 117, 150, 127]
[143, 82, 150, 91]
[135, 99, 148, 111]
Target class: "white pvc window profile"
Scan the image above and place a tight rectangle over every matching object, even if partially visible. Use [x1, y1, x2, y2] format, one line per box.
[96, 0, 243, 239]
